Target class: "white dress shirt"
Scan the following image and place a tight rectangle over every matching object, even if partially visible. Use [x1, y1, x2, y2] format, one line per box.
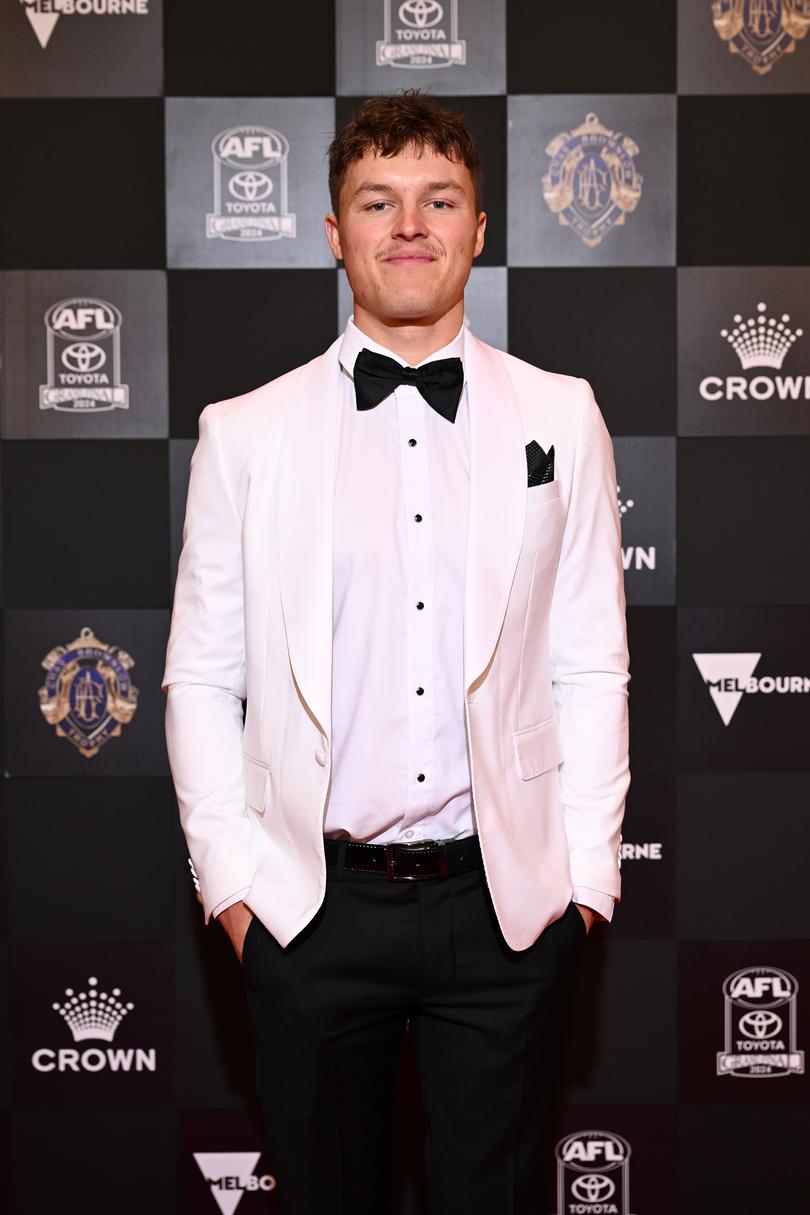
[211, 315, 614, 922]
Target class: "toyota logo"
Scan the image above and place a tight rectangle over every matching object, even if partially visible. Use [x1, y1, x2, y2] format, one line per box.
[61, 342, 106, 373]
[228, 171, 273, 202]
[739, 1009, 782, 1039]
[398, 0, 443, 28]
[571, 1174, 616, 1202]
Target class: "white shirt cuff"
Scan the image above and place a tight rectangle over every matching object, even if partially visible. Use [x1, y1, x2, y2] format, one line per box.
[211, 887, 252, 920]
[572, 886, 615, 923]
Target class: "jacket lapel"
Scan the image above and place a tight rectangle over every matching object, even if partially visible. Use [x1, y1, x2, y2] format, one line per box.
[276, 336, 342, 741]
[462, 332, 526, 695]
[276, 330, 527, 742]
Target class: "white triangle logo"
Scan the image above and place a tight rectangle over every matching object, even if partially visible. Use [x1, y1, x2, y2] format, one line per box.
[23, 10, 61, 49]
[692, 653, 761, 725]
[193, 1153, 261, 1215]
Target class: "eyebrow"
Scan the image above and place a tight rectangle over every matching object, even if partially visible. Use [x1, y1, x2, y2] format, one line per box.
[350, 179, 467, 200]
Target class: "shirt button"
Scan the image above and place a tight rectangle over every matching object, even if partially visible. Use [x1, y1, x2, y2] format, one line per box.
[414, 513, 422, 522]
[408, 438, 417, 446]
[405, 830, 414, 838]
[416, 687, 424, 695]
[416, 601, 424, 610]
[417, 773, 425, 782]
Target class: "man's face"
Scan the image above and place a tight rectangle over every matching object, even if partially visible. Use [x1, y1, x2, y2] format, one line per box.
[324, 144, 486, 325]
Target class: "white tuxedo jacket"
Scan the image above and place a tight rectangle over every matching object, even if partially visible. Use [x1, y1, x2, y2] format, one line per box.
[162, 328, 630, 951]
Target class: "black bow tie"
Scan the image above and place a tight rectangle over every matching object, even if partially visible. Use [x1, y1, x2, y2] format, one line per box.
[352, 347, 464, 423]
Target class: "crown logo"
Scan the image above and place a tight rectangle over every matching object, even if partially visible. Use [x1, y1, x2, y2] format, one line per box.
[616, 484, 635, 518]
[721, 302, 803, 370]
[51, 976, 134, 1043]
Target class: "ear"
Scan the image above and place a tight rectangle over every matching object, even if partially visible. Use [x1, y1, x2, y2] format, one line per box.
[324, 212, 343, 261]
[474, 210, 487, 258]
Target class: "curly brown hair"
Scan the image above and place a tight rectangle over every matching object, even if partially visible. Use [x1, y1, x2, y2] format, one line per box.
[328, 89, 484, 218]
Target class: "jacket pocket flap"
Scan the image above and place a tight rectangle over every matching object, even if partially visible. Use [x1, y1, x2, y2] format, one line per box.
[243, 755, 269, 815]
[512, 717, 564, 780]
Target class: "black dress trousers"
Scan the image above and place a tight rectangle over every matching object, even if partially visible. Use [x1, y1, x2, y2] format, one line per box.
[241, 838, 587, 1215]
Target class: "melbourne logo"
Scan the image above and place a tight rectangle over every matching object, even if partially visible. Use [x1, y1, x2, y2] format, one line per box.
[700, 300, 807, 402]
[31, 974, 157, 1074]
[555, 1130, 634, 1215]
[207, 126, 296, 243]
[376, 0, 467, 68]
[39, 296, 129, 414]
[20, 0, 150, 51]
[711, 0, 810, 75]
[38, 625, 139, 758]
[620, 839, 663, 860]
[692, 653, 810, 725]
[194, 1154, 277, 1215]
[542, 112, 643, 248]
[717, 966, 805, 1077]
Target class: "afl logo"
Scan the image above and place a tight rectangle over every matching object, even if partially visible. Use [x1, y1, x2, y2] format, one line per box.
[40, 297, 129, 413]
[207, 125, 296, 243]
[214, 125, 287, 169]
[554, 1129, 634, 1215]
[47, 298, 119, 341]
[718, 965, 805, 1078]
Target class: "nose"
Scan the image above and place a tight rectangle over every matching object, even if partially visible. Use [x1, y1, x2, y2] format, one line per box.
[391, 199, 429, 241]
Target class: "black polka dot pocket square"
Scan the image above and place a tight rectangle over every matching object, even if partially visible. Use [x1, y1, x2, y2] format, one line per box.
[526, 440, 555, 486]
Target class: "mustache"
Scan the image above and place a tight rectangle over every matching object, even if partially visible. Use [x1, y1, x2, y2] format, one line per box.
[379, 248, 440, 259]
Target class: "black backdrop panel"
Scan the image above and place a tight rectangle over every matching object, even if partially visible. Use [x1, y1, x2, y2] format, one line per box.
[1, 444, 170, 607]
[508, 269, 678, 436]
[10, 941, 174, 1108]
[3, 609, 171, 777]
[0, 100, 166, 270]
[12, 1108, 177, 1215]
[677, 96, 810, 265]
[6, 777, 176, 943]
[168, 270, 339, 433]
[678, 941, 809, 1103]
[678, 606, 810, 772]
[507, 0, 677, 94]
[677, 437, 810, 605]
[677, 773, 810, 941]
[610, 773, 676, 941]
[677, 1104, 809, 1215]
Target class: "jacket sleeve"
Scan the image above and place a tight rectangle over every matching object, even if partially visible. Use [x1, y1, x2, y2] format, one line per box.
[162, 403, 259, 922]
[549, 379, 630, 902]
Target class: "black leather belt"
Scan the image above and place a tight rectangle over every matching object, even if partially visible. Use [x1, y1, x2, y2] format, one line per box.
[323, 834, 483, 881]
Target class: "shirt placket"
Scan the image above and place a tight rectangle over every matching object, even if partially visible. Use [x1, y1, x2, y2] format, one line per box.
[395, 382, 435, 840]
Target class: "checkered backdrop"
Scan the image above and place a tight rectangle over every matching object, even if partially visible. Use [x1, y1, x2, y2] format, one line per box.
[0, 1, 809, 1212]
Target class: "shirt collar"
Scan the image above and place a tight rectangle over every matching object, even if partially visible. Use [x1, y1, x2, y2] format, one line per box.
[338, 313, 467, 384]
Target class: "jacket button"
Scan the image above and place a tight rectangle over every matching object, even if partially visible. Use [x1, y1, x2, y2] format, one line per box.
[314, 748, 327, 766]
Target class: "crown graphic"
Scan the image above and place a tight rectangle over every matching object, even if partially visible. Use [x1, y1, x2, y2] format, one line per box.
[616, 484, 634, 518]
[721, 302, 803, 370]
[51, 976, 134, 1043]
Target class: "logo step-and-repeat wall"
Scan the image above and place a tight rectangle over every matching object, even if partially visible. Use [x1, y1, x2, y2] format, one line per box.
[0, 2, 808, 1212]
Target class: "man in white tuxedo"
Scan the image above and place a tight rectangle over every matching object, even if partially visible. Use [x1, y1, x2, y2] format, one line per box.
[163, 89, 630, 1214]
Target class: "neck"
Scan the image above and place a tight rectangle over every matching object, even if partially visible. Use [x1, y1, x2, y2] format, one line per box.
[352, 301, 464, 365]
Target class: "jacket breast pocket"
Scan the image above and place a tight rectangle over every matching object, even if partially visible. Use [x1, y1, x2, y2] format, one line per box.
[526, 479, 561, 507]
[512, 716, 564, 781]
[243, 754, 269, 815]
